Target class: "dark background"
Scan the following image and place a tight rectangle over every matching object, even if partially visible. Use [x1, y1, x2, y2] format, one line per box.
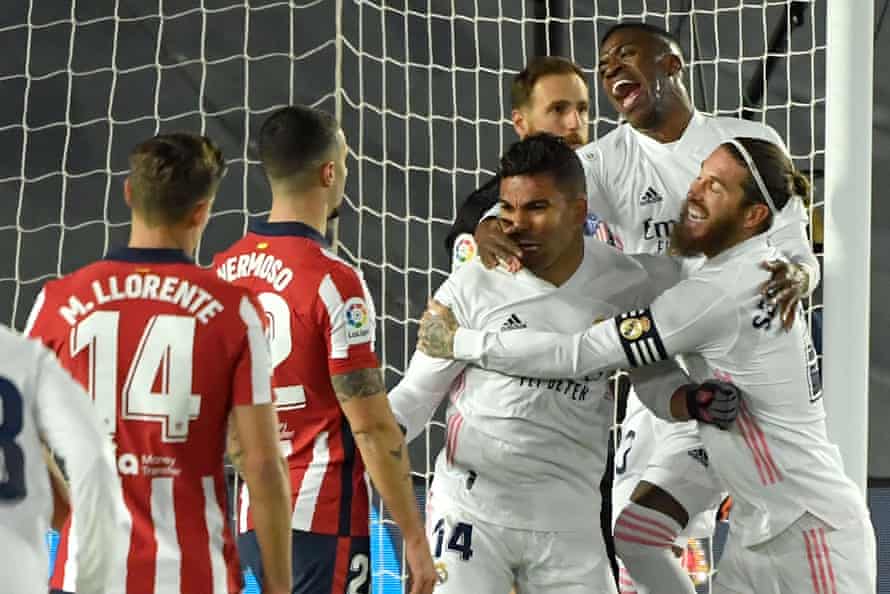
[0, 1, 886, 587]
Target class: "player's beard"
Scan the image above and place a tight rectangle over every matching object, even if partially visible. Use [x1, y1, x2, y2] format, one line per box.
[671, 204, 743, 258]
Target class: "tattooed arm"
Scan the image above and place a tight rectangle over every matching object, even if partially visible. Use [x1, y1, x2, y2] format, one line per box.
[331, 368, 436, 594]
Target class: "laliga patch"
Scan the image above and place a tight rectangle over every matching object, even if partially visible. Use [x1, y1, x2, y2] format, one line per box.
[344, 297, 372, 345]
[451, 233, 477, 271]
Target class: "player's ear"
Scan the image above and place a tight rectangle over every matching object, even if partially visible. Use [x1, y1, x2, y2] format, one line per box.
[123, 177, 133, 207]
[573, 194, 588, 225]
[320, 160, 336, 188]
[188, 198, 213, 230]
[511, 108, 527, 138]
[744, 203, 771, 232]
[664, 53, 683, 78]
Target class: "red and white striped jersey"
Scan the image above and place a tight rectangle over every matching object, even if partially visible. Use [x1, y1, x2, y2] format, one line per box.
[214, 220, 379, 537]
[25, 247, 273, 594]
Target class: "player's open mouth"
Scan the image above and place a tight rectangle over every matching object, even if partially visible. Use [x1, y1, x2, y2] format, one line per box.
[611, 79, 642, 111]
[686, 205, 708, 222]
[517, 241, 541, 252]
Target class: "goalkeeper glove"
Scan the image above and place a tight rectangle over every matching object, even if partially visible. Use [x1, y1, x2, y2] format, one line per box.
[684, 380, 740, 430]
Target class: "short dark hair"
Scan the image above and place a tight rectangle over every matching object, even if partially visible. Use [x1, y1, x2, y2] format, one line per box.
[600, 22, 685, 58]
[499, 133, 586, 198]
[127, 133, 226, 226]
[258, 105, 340, 182]
[511, 56, 587, 110]
[722, 137, 810, 232]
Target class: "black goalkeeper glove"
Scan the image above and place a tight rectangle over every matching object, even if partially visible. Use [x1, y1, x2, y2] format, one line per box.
[685, 380, 740, 430]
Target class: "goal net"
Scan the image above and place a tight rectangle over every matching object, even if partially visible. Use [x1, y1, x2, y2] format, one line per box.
[0, 1, 824, 593]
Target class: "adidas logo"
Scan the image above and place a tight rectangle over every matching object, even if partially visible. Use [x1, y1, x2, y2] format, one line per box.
[639, 187, 663, 205]
[688, 448, 710, 468]
[501, 314, 527, 331]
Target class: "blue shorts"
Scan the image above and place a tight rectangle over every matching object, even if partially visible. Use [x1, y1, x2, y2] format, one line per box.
[239, 529, 371, 594]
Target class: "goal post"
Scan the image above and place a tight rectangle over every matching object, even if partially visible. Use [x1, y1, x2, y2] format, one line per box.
[823, 0, 873, 495]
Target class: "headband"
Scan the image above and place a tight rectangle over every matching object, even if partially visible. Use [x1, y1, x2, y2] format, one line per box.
[725, 138, 779, 216]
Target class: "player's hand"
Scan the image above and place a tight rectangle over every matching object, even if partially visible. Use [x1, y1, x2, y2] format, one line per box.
[684, 380, 740, 430]
[760, 260, 809, 331]
[475, 218, 522, 272]
[404, 534, 437, 594]
[417, 299, 459, 359]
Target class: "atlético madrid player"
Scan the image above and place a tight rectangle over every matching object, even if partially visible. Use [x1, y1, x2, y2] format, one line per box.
[215, 105, 436, 594]
[26, 133, 292, 594]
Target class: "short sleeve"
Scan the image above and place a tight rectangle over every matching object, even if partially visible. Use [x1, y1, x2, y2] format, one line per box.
[232, 294, 274, 407]
[316, 263, 380, 376]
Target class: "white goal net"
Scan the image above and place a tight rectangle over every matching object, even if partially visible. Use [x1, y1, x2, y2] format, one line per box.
[0, 1, 825, 593]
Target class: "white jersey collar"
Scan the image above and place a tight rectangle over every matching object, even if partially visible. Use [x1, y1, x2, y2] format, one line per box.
[631, 109, 706, 155]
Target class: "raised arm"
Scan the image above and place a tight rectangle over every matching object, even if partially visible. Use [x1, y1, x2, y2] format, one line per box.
[419, 278, 737, 380]
[34, 344, 123, 594]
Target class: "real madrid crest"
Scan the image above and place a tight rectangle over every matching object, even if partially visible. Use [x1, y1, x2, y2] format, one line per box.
[619, 316, 651, 341]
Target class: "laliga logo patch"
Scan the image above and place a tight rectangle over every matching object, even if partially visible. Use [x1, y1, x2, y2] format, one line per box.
[619, 315, 651, 341]
[451, 233, 477, 271]
[344, 297, 372, 345]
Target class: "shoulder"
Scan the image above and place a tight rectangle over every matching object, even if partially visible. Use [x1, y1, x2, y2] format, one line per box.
[706, 115, 784, 146]
[576, 125, 630, 163]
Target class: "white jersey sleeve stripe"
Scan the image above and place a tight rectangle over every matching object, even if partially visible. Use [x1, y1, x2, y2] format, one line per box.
[151, 477, 180, 594]
[63, 519, 79, 593]
[317, 273, 348, 358]
[291, 431, 330, 531]
[238, 482, 250, 533]
[23, 288, 45, 336]
[239, 296, 273, 405]
[202, 476, 228, 594]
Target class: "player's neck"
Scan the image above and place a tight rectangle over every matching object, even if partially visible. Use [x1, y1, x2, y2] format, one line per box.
[127, 220, 193, 255]
[535, 238, 584, 287]
[267, 192, 329, 236]
[640, 96, 694, 144]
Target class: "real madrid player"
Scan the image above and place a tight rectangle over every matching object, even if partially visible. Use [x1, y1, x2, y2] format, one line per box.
[420, 138, 875, 594]
[472, 23, 820, 594]
[390, 134, 736, 594]
[215, 106, 435, 594]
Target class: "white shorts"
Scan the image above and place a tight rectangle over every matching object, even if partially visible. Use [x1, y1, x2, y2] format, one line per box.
[713, 513, 876, 594]
[427, 491, 617, 594]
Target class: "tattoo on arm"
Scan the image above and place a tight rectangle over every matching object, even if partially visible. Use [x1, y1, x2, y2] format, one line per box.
[331, 367, 385, 403]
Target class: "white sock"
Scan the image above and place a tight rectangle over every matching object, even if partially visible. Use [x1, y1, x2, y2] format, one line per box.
[614, 503, 696, 594]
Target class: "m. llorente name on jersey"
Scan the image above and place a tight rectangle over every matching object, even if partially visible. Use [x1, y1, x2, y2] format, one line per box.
[517, 372, 607, 402]
[58, 273, 225, 326]
[642, 217, 677, 253]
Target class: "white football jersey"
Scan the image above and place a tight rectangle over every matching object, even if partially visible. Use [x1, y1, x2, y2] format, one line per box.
[454, 234, 865, 547]
[390, 238, 680, 532]
[0, 326, 123, 594]
[576, 110, 815, 270]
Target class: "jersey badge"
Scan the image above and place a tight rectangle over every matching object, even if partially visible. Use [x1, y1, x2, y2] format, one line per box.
[256, 242, 269, 250]
[435, 561, 449, 584]
[344, 297, 372, 344]
[615, 309, 668, 368]
[451, 233, 477, 271]
[687, 448, 710, 468]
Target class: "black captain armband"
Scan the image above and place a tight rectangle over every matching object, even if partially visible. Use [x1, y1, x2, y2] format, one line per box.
[615, 309, 668, 368]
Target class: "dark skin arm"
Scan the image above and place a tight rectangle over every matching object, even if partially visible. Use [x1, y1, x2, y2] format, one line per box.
[474, 218, 523, 272]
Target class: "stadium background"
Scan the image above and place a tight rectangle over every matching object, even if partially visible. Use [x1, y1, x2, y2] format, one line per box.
[1, 0, 887, 591]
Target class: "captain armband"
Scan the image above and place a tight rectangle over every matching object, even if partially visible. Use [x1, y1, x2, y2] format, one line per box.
[615, 308, 669, 368]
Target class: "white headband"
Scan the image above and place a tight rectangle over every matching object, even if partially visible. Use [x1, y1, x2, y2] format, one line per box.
[725, 138, 779, 216]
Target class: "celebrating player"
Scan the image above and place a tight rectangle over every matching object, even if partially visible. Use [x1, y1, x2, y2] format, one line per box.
[390, 134, 732, 594]
[468, 22, 820, 594]
[419, 137, 876, 594]
[26, 133, 292, 594]
[445, 55, 595, 264]
[215, 106, 436, 594]
[0, 327, 123, 594]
